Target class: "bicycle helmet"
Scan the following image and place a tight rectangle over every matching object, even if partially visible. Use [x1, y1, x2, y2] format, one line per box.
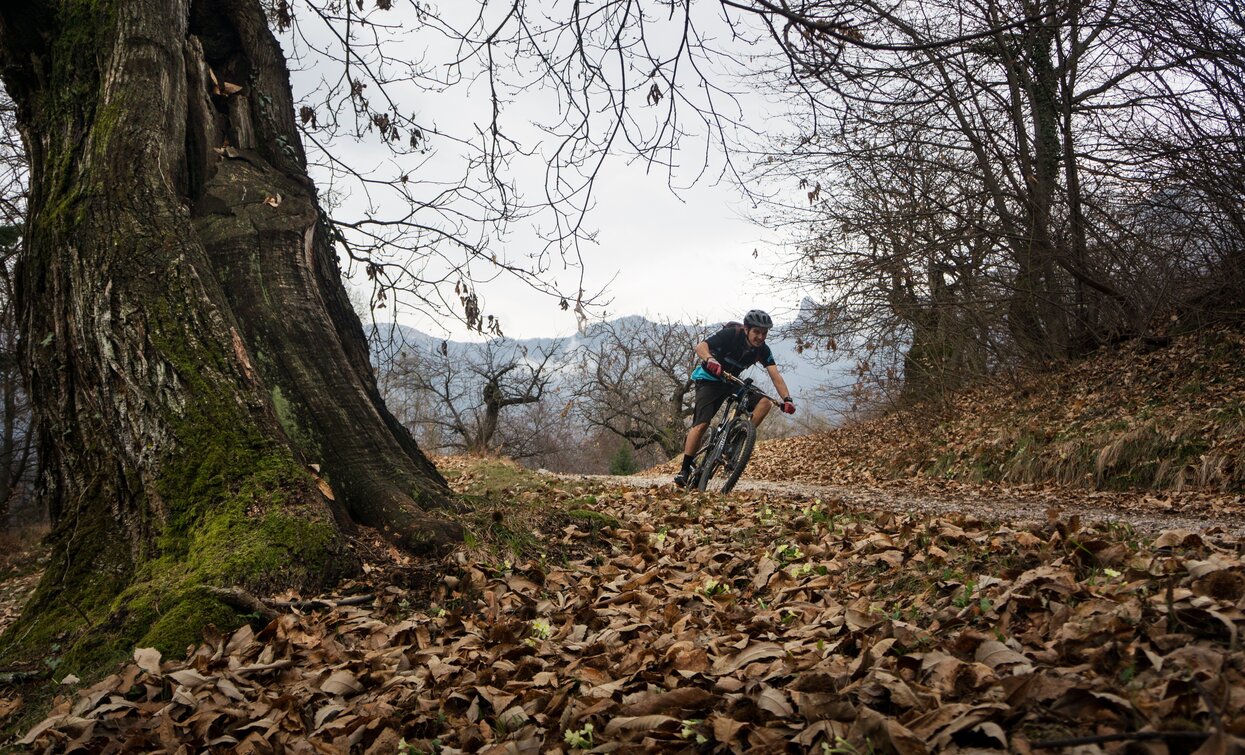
[743, 309, 773, 329]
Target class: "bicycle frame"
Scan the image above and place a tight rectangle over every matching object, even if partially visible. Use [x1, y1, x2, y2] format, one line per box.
[688, 373, 777, 483]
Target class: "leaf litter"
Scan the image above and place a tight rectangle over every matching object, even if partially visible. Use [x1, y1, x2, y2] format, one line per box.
[744, 329, 1245, 496]
[9, 457, 1245, 753]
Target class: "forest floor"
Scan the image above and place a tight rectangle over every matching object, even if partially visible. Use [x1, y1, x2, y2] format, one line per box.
[4, 329, 1245, 752]
[4, 454, 1244, 753]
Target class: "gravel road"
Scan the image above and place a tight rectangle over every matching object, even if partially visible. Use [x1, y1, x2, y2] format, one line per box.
[567, 473, 1245, 539]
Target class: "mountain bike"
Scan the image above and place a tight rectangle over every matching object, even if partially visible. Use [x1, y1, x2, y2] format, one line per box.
[685, 372, 778, 494]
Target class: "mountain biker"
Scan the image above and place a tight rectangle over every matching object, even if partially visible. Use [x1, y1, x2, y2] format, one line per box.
[674, 309, 795, 486]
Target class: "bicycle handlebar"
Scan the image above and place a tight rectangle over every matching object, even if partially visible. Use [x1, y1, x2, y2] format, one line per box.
[718, 371, 782, 406]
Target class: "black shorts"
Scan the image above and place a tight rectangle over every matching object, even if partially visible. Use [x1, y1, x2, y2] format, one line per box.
[691, 380, 760, 427]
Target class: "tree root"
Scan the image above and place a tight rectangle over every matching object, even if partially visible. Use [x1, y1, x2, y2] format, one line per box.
[204, 586, 377, 622]
[205, 587, 279, 622]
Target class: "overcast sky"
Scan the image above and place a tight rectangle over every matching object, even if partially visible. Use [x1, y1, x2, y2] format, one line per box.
[436, 160, 800, 341]
[282, 2, 808, 342]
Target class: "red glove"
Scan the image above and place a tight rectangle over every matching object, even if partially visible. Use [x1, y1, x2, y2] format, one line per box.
[705, 358, 723, 377]
[781, 397, 796, 415]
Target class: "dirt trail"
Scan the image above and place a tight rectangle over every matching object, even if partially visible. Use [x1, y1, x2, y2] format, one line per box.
[568, 472, 1245, 538]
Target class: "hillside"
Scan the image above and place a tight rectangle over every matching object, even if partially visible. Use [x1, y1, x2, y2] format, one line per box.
[745, 328, 1245, 496]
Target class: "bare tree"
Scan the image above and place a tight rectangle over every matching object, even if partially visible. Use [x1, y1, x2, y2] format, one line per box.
[0, 95, 33, 525]
[1125, 0, 1245, 319]
[779, 132, 1003, 401]
[0, 225, 32, 523]
[267, 0, 893, 335]
[390, 339, 564, 456]
[758, 0, 1244, 404]
[378, 319, 722, 471]
[573, 318, 708, 458]
[493, 386, 582, 466]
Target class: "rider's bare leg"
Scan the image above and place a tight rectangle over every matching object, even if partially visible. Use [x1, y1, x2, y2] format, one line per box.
[751, 398, 773, 426]
[683, 422, 710, 456]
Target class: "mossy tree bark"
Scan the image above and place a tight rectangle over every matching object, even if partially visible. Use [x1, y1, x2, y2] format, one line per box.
[0, 0, 462, 669]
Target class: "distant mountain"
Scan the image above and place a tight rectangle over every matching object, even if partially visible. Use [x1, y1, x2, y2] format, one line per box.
[365, 316, 852, 416]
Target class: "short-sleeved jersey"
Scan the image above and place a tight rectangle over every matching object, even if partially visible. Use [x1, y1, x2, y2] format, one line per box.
[691, 324, 776, 382]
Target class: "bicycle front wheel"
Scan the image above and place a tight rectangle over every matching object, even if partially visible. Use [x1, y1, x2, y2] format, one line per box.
[696, 419, 757, 494]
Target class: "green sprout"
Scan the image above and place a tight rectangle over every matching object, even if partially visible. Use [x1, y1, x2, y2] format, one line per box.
[953, 580, 977, 609]
[530, 618, 552, 640]
[776, 544, 805, 563]
[790, 562, 816, 578]
[680, 719, 708, 744]
[564, 723, 595, 749]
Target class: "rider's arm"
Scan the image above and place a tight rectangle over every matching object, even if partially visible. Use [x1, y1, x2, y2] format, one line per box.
[694, 340, 713, 361]
[766, 365, 791, 402]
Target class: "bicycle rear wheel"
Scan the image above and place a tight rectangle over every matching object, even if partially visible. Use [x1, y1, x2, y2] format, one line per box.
[696, 419, 756, 494]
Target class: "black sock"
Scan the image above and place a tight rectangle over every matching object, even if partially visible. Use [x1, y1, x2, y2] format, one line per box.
[680, 454, 694, 472]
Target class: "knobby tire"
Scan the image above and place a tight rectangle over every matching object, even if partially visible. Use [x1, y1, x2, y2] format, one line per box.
[697, 418, 756, 494]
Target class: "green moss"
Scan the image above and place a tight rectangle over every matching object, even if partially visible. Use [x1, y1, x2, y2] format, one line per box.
[3, 477, 342, 674]
[136, 588, 242, 655]
[0, 478, 135, 668]
[9, 584, 240, 677]
[1, 296, 349, 678]
[34, 2, 116, 226]
[271, 384, 311, 451]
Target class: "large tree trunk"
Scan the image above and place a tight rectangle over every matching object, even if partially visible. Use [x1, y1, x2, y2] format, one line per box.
[0, 0, 462, 670]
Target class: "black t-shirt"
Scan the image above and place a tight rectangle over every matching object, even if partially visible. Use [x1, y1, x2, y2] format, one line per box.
[695, 324, 776, 380]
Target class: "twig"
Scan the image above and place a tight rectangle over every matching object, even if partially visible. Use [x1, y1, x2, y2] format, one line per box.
[205, 587, 375, 620]
[204, 587, 279, 622]
[0, 669, 50, 685]
[59, 596, 94, 630]
[1194, 677, 1225, 733]
[1032, 731, 1209, 749]
[1166, 574, 1178, 632]
[271, 594, 375, 610]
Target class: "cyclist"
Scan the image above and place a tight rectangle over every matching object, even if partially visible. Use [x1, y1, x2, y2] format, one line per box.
[674, 309, 795, 486]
